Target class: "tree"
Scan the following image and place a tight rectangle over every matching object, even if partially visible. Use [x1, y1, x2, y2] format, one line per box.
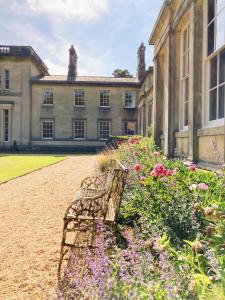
[112, 69, 133, 78]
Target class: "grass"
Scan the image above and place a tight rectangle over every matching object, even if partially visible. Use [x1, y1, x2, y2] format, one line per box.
[0, 154, 66, 183]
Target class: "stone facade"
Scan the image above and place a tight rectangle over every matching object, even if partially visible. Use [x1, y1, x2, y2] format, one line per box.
[145, 0, 225, 167]
[0, 45, 140, 151]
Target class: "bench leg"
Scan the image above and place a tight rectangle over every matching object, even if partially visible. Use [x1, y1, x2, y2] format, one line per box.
[58, 219, 69, 279]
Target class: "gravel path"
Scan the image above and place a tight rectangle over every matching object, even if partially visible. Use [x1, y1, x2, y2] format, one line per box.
[0, 155, 97, 300]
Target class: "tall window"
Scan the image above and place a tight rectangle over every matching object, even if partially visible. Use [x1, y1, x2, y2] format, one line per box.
[181, 26, 189, 127]
[75, 90, 85, 107]
[73, 120, 86, 139]
[0, 68, 1, 90]
[123, 121, 136, 135]
[4, 70, 10, 90]
[207, 1, 225, 121]
[100, 91, 110, 107]
[207, 0, 225, 56]
[43, 90, 53, 105]
[98, 120, 110, 140]
[42, 121, 54, 139]
[3, 110, 9, 142]
[209, 49, 225, 120]
[125, 92, 135, 108]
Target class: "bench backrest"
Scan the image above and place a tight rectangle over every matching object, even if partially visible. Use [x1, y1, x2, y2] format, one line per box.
[104, 160, 128, 222]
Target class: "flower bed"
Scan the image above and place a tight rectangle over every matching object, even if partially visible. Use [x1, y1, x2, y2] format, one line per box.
[60, 137, 225, 299]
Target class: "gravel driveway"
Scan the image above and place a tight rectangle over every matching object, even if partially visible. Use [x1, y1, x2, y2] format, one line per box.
[0, 155, 97, 300]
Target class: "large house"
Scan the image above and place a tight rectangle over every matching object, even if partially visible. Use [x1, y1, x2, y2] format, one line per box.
[0, 45, 142, 151]
[1, 0, 225, 167]
[138, 0, 225, 167]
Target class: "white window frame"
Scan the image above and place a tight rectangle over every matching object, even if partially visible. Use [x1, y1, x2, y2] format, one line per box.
[72, 119, 86, 140]
[43, 90, 53, 106]
[203, 0, 225, 127]
[0, 68, 2, 91]
[179, 23, 190, 131]
[42, 120, 54, 140]
[123, 120, 136, 135]
[99, 91, 110, 107]
[4, 69, 10, 90]
[74, 90, 85, 107]
[124, 92, 135, 108]
[98, 120, 111, 140]
[3, 109, 9, 142]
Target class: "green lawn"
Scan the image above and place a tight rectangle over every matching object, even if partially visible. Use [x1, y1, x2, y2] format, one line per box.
[0, 154, 66, 183]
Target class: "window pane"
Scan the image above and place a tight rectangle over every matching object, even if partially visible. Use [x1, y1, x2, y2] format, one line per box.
[184, 102, 189, 126]
[4, 70, 10, 90]
[185, 77, 189, 101]
[216, 9, 225, 51]
[208, 0, 215, 23]
[209, 88, 217, 120]
[208, 22, 215, 55]
[73, 120, 85, 139]
[210, 55, 218, 88]
[124, 121, 135, 135]
[220, 48, 225, 83]
[4, 110, 9, 142]
[75, 91, 85, 106]
[219, 85, 225, 118]
[99, 121, 110, 139]
[42, 121, 54, 139]
[217, 0, 225, 14]
[100, 91, 109, 107]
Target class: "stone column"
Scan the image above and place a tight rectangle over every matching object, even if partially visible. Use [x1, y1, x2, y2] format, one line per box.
[188, 0, 203, 162]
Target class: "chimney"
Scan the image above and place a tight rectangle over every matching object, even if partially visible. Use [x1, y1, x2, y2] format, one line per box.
[137, 42, 146, 82]
[67, 45, 77, 80]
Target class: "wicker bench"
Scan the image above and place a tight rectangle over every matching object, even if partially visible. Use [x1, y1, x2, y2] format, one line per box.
[58, 159, 128, 277]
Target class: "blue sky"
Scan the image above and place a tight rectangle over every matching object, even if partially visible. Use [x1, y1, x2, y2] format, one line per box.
[0, 0, 164, 76]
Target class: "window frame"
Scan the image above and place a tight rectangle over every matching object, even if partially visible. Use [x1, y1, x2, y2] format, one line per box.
[72, 119, 86, 140]
[179, 23, 190, 131]
[203, 1, 225, 127]
[124, 92, 135, 108]
[3, 109, 9, 142]
[98, 120, 111, 140]
[74, 90, 85, 107]
[41, 120, 54, 140]
[99, 91, 110, 107]
[43, 90, 53, 106]
[207, 0, 225, 56]
[123, 120, 136, 135]
[4, 69, 10, 90]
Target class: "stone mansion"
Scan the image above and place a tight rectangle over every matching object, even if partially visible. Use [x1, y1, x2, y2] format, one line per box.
[0, 0, 225, 167]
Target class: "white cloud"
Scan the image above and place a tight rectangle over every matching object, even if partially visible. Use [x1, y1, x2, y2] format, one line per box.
[25, 0, 109, 20]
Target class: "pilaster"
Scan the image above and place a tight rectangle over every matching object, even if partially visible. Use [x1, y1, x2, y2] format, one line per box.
[188, 0, 203, 162]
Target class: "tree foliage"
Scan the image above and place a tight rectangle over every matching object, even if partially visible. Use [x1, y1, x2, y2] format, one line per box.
[112, 69, 133, 78]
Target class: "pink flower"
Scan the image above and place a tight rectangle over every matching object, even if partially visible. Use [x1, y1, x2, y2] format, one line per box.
[152, 151, 160, 157]
[189, 164, 196, 172]
[134, 164, 142, 172]
[166, 169, 175, 176]
[116, 140, 122, 145]
[151, 163, 176, 178]
[140, 176, 145, 181]
[151, 163, 165, 177]
[133, 151, 139, 157]
[197, 183, 209, 190]
[204, 207, 214, 216]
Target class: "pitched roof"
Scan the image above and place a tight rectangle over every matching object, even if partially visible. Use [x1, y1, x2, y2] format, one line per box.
[32, 75, 140, 87]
